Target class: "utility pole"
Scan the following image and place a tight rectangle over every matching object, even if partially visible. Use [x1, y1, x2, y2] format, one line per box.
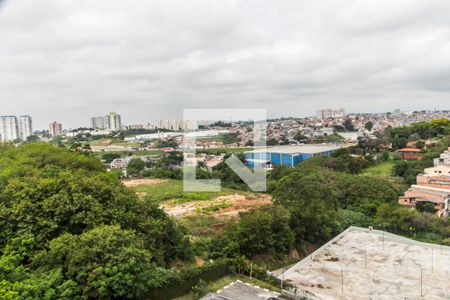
[365, 245, 368, 269]
[341, 265, 344, 294]
[431, 249, 434, 274]
[420, 268, 423, 297]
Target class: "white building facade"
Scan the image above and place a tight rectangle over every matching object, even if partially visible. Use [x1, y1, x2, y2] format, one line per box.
[0, 116, 19, 142]
[49, 121, 63, 137]
[156, 119, 198, 131]
[90, 112, 122, 130]
[18, 115, 33, 141]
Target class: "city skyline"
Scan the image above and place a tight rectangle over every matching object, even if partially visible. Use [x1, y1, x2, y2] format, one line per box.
[1, 106, 449, 131]
[1, 0, 450, 129]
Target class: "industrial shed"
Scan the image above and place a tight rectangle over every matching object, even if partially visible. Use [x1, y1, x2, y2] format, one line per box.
[244, 144, 345, 168]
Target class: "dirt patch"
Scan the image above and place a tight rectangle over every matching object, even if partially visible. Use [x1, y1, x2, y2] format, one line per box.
[122, 178, 169, 188]
[211, 194, 272, 217]
[162, 203, 197, 217]
[163, 193, 272, 218]
[100, 139, 113, 145]
[195, 257, 205, 267]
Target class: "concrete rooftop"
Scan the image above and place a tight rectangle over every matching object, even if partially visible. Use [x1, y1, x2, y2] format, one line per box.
[204, 280, 280, 300]
[279, 227, 450, 300]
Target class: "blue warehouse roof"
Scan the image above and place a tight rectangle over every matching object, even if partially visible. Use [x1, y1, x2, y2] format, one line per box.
[244, 144, 347, 155]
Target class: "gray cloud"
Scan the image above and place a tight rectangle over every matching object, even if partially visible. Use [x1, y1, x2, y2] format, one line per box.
[0, 0, 449, 129]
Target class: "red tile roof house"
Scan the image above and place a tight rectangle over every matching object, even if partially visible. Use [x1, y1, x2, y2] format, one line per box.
[397, 148, 424, 160]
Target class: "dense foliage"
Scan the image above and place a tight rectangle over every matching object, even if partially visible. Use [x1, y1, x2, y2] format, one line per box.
[0, 143, 192, 299]
[389, 118, 450, 149]
[211, 130, 450, 262]
[210, 206, 294, 258]
[393, 136, 450, 184]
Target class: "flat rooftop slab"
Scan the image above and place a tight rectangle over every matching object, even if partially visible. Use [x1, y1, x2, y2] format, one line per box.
[202, 280, 280, 300]
[279, 227, 450, 300]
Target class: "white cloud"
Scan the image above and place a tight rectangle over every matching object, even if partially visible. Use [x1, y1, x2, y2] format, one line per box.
[0, 0, 449, 128]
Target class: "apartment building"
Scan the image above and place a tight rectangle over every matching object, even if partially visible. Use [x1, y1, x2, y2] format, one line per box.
[18, 115, 33, 141]
[0, 115, 33, 142]
[316, 108, 346, 120]
[91, 112, 122, 130]
[156, 119, 197, 131]
[0, 116, 19, 142]
[49, 121, 63, 137]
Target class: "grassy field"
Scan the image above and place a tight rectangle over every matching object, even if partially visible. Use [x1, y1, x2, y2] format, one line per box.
[363, 161, 409, 193]
[363, 161, 394, 178]
[132, 179, 236, 203]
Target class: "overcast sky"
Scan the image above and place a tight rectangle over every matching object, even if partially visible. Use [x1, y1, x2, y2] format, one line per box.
[0, 0, 449, 129]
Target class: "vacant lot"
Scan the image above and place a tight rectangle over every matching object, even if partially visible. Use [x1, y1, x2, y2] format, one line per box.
[162, 193, 272, 218]
[128, 179, 272, 236]
[130, 179, 233, 202]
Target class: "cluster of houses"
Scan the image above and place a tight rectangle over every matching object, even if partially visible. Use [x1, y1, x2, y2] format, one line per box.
[399, 147, 450, 217]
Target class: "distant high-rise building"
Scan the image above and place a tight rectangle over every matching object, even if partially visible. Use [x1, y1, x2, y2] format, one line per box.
[108, 112, 122, 130]
[18, 115, 33, 141]
[49, 121, 63, 137]
[91, 116, 109, 130]
[317, 108, 346, 120]
[0, 116, 19, 142]
[317, 109, 333, 119]
[90, 112, 122, 130]
[156, 119, 198, 131]
[332, 108, 346, 118]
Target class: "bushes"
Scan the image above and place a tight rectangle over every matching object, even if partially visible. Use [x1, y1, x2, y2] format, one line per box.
[126, 158, 146, 176]
[210, 206, 294, 259]
[273, 172, 340, 244]
[0, 144, 192, 299]
[393, 136, 450, 184]
[33, 225, 171, 299]
[146, 260, 231, 300]
[375, 204, 450, 241]
[390, 119, 450, 145]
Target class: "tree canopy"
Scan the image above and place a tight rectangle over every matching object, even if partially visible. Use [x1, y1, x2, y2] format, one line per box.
[0, 143, 191, 299]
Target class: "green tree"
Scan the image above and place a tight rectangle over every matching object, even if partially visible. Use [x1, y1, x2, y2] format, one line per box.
[34, 225, 173, 299]
[267, 138, 278, 146]
[294, 131, 308, 142]
[365, 121, 374, 131]
[26, 135, 40, 143]
[274, 173, 339, 244]
[237, 206, 294, 256]
[127, 158, 145, 176]
[0, 143, 192, 298]
[210, 206, 294, 258]
[101, 152, 121, 163]
[343, 119, 355, 132]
